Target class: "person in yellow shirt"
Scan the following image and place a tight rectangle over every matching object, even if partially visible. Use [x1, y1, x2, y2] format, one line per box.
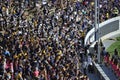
[106, 12, 109, 19]
[16, 71, 23, 80]
[113, 7, 119, 17]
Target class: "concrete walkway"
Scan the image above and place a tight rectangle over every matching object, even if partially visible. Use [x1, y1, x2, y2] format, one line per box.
[102, 39, 115, 49]
[102, 32, 120, 49]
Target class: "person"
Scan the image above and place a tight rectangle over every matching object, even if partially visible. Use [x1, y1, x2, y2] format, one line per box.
[112, 7, 119, 17]
[83, 59, 87, 75]
[94, 42, 98, 54]
[87, 55, 93, 73]
[100, 47, 107, 64]
[104, 52, 110, 66]
[0, 0, 119, 79]
[112, 49, 119, 65]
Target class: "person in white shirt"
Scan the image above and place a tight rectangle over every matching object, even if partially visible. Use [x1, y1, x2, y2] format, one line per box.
[87, 55, 93, 73]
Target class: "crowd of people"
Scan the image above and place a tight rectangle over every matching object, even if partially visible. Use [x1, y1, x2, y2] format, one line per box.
[103, 48, 120, 79]
[0, 0, 120, 80]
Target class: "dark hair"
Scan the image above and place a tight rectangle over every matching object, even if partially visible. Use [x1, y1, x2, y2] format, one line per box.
[114, 49, 118, 55]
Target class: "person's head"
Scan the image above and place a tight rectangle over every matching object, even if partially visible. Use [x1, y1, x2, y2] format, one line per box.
[102, 47, 105, 50]
[106, 52, 110, 56]
[114, 49, 118, 55]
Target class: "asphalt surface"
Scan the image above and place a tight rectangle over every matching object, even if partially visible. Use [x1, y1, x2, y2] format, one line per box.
[100, 65, 118, 80]
[87, 72, 100, 80]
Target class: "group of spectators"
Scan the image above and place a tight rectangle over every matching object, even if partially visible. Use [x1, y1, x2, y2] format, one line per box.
[103, 48, 120, 79]
[0, 0, 120, 80]
[110, 49, 120, 78]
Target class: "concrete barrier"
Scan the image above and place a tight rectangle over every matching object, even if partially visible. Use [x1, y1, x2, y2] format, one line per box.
[85, 16, 120, 46]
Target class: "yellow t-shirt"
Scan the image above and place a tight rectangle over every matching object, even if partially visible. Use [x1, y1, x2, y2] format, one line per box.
[16, 73, 22, 80]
